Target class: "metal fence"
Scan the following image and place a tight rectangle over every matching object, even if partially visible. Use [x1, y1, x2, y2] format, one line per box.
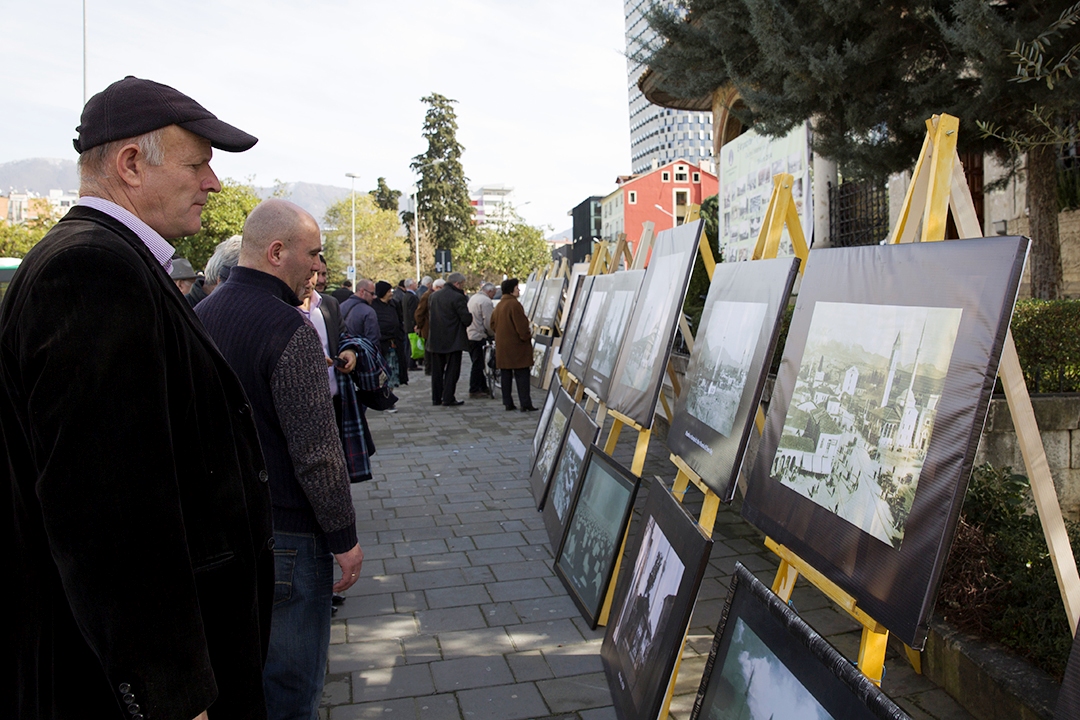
[828, 179, 891, 247]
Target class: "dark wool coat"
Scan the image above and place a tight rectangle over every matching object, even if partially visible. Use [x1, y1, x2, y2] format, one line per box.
[426, 283, 473, 354]
[414, 289, 432, 339]
[0, 206, 274, 720]
[491, 294, 533, 369]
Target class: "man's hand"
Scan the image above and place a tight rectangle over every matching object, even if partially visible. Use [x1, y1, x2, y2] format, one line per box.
[333, 543, 364, 593]
[336, 349, 357, 374]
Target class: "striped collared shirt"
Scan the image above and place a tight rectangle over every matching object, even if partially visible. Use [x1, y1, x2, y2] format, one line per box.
[78, 196, 176, 274]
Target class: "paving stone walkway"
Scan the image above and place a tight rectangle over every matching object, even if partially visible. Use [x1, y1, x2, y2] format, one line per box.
[320, 358, 974, 720]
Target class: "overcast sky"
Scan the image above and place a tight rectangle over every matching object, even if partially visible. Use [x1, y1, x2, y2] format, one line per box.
[1, 0, 633, 233]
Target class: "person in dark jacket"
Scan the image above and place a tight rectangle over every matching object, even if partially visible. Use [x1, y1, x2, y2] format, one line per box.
[426, 272, 473, 406]
[491, 277, 537, 411]
[196, 199, 363, 720]
[373, 280, 407, 388]
[1, 76, 273, 720]
[414, 278, 443, 376]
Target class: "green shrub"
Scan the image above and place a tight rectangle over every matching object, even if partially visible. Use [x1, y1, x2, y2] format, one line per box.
[939, 463, 1080, 678]
[1009, 299, 1080, 393]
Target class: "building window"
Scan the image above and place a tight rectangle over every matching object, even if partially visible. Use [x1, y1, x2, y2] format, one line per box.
[661, 171, 670, 182]
[675, 165, 688, 182]
[693, 172, 701, 183]
[628, 191, 637, 204]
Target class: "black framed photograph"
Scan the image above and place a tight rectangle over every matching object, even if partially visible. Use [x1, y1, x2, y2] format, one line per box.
[608, 220, 703, 427]
[554, 447, 641, 628]
[531, 383, 560, 468]
[560, 262, 591, 333]
[559, 274, 595, 364]
[602, 480, 713, 720]
[583, 269, 646, 402]
[525, 266, 550, 320]
[566, 272, 616, 382]
[668, 257, 800, 501]
[528, 386, 576, 509]
[541, 405, 601, 542]
[742, 237, 1029, 649]
[534, 276, 567, 331]
[690, 563, 909, 720]
[530, 333, 554, 389]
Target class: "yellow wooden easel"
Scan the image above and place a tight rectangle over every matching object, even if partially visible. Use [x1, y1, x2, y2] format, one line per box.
[657, 174, 810, 719]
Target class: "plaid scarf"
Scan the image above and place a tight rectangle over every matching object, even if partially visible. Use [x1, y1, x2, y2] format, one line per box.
[338, 336, 379, 482]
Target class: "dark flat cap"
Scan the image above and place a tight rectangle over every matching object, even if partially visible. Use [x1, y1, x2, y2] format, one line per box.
[169, 258, 198, 281]
[375, 281, 393, 298]
[74, 76, 257, 154]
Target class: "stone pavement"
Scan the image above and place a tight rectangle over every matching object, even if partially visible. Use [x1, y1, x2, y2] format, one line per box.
[320, 358, 974, 720]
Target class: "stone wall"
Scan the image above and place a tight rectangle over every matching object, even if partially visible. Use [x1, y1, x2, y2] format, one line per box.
[974, 394, 1080, 521]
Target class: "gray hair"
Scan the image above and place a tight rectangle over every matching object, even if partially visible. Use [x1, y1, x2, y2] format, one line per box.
[432, 278, 446, 290]
[204, 235, 242, 286]
[421, 275, 433, 286]
[78, 128, 166, 191]
[405, 278, 417, 290]
[480, 282, 495, 294]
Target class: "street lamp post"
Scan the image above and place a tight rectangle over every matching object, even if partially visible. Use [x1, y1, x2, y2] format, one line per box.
[345, 173, 361, 284]
[654, 203, 676, 229]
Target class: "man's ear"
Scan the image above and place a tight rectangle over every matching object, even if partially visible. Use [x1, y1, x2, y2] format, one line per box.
[114, 144, 144, 188]
[267, 239, 286, 267]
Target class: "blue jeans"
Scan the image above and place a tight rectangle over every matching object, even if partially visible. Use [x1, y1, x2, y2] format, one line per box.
[263, 531, 333, 720]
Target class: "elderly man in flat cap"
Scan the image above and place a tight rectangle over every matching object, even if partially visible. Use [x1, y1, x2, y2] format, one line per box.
[1, 77, 273, 720]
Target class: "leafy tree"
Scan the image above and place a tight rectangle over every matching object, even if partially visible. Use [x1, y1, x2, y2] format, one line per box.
[323, 193, 413, 286]
[410, 93, 475, 251]
[0, 204, 57, 258]
[174, 179, 261, 271]
[454, 208, 551, 289]
[369, 177, 402, 213]
[645, 0, 1080, 299]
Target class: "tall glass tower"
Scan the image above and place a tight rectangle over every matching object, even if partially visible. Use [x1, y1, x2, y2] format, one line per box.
[624, 0, 714, 173]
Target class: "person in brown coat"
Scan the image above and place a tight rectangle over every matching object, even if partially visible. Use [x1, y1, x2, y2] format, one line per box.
[490, 277, 536, 411]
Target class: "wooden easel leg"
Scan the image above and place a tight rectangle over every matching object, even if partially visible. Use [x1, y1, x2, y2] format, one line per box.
[631, 426, 652, 477]
[658, 623, 692, 720]
[771, 559, 799, 602]
[604, 418, 624, 456]
[904, 644, 923, 675]
[699, 492, 720, 536]
[597, 520, 635, 627]
[858, 626, 889, 687]
[672, 467, 691, 502]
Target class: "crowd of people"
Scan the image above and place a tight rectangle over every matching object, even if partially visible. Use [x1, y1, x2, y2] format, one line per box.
[2, 76, 539, 720]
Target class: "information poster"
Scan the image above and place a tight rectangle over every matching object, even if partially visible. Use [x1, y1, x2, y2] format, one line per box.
[719, 122, 812, 262]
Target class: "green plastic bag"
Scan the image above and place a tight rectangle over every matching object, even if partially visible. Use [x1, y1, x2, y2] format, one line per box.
[409, 332, 425, 360]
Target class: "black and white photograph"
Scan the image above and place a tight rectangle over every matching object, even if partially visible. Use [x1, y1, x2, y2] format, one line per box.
[555, 448, 640, 627]
[608, 221, 702, 427]
[602, 481, 713, 720]
[534, 277, 566, 330]
[567, 273, 614, 380]
[528, 388, 575, 509]
[559, 274, 595, 363]
[560, 263, 591, 333]
[530, 334, 553, 389]
[668, 258, 799, 501]
[541, 406, 600, 550]
[585, 270, 645, 400]
[686, 300, 769, 437]
[741, 237, 1029, 648]
[532, 384, 559, 463]
[772, 301, 962, 549]
[690, 564, 908, 720]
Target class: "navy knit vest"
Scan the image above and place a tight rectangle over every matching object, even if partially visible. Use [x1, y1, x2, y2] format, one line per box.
[195, 266, 318, 534]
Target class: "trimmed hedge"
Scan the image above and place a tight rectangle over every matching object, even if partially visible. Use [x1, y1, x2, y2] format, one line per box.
[1010, 298, 1080, 393]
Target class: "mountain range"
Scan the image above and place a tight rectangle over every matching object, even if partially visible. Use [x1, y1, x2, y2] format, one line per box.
[0, 158, 354, 227]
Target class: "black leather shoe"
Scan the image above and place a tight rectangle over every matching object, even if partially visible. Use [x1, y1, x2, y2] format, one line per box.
[443, 400, 465, 407]
[332, 593, 346, 606]
[521, 406, 538, 412]
[505, 405, 517, 411]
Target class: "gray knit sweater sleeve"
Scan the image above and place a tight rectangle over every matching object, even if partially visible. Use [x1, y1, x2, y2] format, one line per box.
[271, 325, 357, 554]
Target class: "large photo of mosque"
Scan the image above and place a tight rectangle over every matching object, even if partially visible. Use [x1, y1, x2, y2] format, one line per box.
[770, 301, 963, 548]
